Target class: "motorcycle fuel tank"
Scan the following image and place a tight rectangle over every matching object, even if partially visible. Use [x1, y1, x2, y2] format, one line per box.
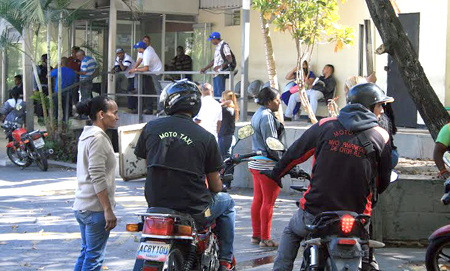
[12, 128, 27, 142]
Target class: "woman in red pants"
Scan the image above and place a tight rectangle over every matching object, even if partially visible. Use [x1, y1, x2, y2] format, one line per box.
[248, 87, 284, 248]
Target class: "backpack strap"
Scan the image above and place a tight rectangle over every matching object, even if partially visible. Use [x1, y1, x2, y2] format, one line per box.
[355, 130, 381, 205]
[220, 42, 228, 64]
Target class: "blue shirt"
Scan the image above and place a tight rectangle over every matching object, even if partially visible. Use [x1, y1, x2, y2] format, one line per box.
[80, 55, 97, 80]
[51, 67, 77, 93]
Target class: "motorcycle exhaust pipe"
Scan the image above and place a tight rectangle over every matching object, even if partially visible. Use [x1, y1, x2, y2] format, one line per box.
[47, 149, 54, 155]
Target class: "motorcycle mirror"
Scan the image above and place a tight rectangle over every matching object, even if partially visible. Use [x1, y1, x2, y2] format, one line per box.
[237, 125, 254, 140]
[266, 137, 286, 151]
[390, 170, 399, 183]
[444, 151, 450, 169]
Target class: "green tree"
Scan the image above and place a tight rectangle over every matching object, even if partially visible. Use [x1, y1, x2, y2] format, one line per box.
[257, 0, 355, 123]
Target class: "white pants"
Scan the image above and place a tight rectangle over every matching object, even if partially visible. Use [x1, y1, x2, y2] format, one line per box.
[284, 90, 324, 118]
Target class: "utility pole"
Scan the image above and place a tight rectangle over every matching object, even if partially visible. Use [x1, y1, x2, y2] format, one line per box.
[240, 0, 250, 121]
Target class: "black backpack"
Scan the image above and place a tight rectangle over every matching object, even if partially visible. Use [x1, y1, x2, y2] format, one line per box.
[220, 42, 236, 72]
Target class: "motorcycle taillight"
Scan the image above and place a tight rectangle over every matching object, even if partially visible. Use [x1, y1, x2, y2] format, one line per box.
[143, 217, 174, 236]
[341, 214, 355, 234]
[31, 134, 41, 140]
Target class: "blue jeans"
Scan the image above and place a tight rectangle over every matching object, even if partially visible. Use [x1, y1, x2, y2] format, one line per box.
[213, 75, 226, 99]
[392, 149, 399, 168]
[273, 208, 315, 271]
[207, 192, 235, 262]
[74, 210, 111, 271]
[218, 135, 235, 159]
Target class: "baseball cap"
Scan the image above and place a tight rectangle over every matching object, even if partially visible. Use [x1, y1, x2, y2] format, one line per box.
[115, 48, 124, 54]
[207, 32, 221, 41]
[133, 41, 147, 49]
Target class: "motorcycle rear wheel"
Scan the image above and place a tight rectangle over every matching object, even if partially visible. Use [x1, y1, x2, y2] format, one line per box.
[166, 248, 184, 271]
[35, 149, 48, 171]
[7, 147, 32, 167]
[426, 236, 450, 270]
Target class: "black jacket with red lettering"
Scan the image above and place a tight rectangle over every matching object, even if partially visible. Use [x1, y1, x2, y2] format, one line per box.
[272, 104, 392, 215]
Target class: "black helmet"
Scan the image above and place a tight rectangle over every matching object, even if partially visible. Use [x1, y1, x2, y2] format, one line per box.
[161, 79, 202, 116]
[347, 83, 394, 109]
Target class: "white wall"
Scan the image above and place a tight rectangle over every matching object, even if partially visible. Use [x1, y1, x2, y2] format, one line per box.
[198, 0, 450, 115]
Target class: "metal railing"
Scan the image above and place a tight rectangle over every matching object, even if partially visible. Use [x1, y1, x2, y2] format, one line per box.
[108, 70, 237, 123]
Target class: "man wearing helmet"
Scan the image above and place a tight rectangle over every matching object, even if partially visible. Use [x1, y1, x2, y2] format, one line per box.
[264, 83, 393, 271]
[134, 80, 236, 271]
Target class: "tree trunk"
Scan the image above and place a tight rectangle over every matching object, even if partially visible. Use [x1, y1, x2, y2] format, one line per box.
[47, 21, 55, 134]
[57, 12, 63, 132]
[365, 0, 450, 140]
[259, 12, 284, 123]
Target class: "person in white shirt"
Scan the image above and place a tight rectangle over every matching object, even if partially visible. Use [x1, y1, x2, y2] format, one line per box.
[195, 83, 222, 141]
[129, 38, 163, 114]
[200, 32, 234, 99]
[114, 48, 137, 112]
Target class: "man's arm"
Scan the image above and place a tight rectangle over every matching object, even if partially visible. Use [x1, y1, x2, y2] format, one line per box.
[134, 125, 148, 160]
[271, 124, 319, 181]
[206, 172, 223, 193]
[323, 77, 337, 96]
[434, 124, 450, 179]
[130, 65, 149, 73]
[201, 60, 214, 73]
[216, 121, 222, 135]
[133, 58, 143, 69]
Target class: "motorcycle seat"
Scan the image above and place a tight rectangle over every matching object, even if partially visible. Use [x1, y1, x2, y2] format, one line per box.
[146, 207, 193, 220]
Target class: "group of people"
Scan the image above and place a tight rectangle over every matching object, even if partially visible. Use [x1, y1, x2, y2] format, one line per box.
[70, 30, 400, 271]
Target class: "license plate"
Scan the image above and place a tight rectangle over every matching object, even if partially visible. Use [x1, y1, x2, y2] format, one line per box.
[33, 138, 45, 149]
[136, 241, 171, 262]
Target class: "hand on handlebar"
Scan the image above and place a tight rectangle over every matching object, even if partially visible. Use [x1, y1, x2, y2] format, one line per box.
[260, 170, 283, 188]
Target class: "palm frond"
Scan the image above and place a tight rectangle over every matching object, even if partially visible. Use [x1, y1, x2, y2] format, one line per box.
[0, 0, 27, 33]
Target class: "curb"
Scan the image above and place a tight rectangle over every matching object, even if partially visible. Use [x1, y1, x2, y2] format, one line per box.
[48, 160, 77, 169]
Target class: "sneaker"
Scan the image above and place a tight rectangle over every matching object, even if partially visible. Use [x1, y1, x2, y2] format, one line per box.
[219, 261, 234, 271]
[284, 116, 292, 121]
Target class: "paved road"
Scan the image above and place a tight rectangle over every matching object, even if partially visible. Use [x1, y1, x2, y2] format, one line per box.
[0, 165, 427, 270]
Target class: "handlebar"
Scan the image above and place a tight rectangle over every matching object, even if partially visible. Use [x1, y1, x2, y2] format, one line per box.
[230, 151, 262, 163]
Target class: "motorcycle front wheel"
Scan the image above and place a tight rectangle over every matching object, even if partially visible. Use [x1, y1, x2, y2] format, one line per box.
[35, 148, 48, 171]
[7, 147, 32, 168]
[426, 236, 450, 270]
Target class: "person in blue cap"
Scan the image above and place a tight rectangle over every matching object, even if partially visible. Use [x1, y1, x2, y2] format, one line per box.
[130, 39, 163, 114]
[200, 32, 235, 98]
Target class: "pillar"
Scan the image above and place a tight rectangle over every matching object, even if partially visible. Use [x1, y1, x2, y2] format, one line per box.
[107, 0, 117, 95]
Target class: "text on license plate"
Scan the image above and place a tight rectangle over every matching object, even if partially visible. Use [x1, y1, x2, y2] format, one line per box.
[136, 241, 171, 262]
[34, 138, 45, 148]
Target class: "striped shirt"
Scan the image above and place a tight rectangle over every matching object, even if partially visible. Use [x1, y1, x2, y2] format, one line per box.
[248, 107, 283, 171]
[80, 55, 97, 81]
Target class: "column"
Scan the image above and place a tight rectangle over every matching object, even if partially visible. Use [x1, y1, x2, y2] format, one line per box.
[22, 28, 34, 130]
[240, 0, 250, 121]
[107, 0, 117, 95]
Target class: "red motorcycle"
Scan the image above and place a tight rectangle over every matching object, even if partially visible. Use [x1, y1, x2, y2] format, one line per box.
[127, 125, 258, 271]
[2, 121, 53, 171]
[425, 183, 450, 270]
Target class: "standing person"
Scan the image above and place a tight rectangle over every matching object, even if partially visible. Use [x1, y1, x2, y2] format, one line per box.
[284, 64, 336, 120]
[68, 46, 81, 110]
[51, 57, 77, 122]
[200, 32, 235, 98]
[134, 80, 236, 271]
[194, 83, 222, 141]
[9, 74, 23, 99]
[73, 96, 119, 271]
[129, 40, 163, 114]
[35, 54, 52, 95]
[219, 90, 239, 158]
[265, 83, 393, 271]
[113, 48, 136, 113]
[170, 46, 193, 80]
[248, 87, 284, 248]
[76, 50, 98, 102]
[219, 90, 239, 189]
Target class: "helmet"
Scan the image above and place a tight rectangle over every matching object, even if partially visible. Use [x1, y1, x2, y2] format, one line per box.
[161, 79, 202, 116]
[347, 83, 394, 109]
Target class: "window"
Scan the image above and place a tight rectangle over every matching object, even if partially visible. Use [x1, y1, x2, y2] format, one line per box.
[225, 9, 241, 26]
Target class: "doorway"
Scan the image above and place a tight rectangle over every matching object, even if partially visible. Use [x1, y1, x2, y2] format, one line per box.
[387, 13, 420, 128]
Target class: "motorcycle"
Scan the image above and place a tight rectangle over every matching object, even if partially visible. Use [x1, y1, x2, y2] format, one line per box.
[265, 136, 388, 271]
[127, 125, 260, 271]
[425, 152, 450, 270]
[2, 118, 53, 172]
